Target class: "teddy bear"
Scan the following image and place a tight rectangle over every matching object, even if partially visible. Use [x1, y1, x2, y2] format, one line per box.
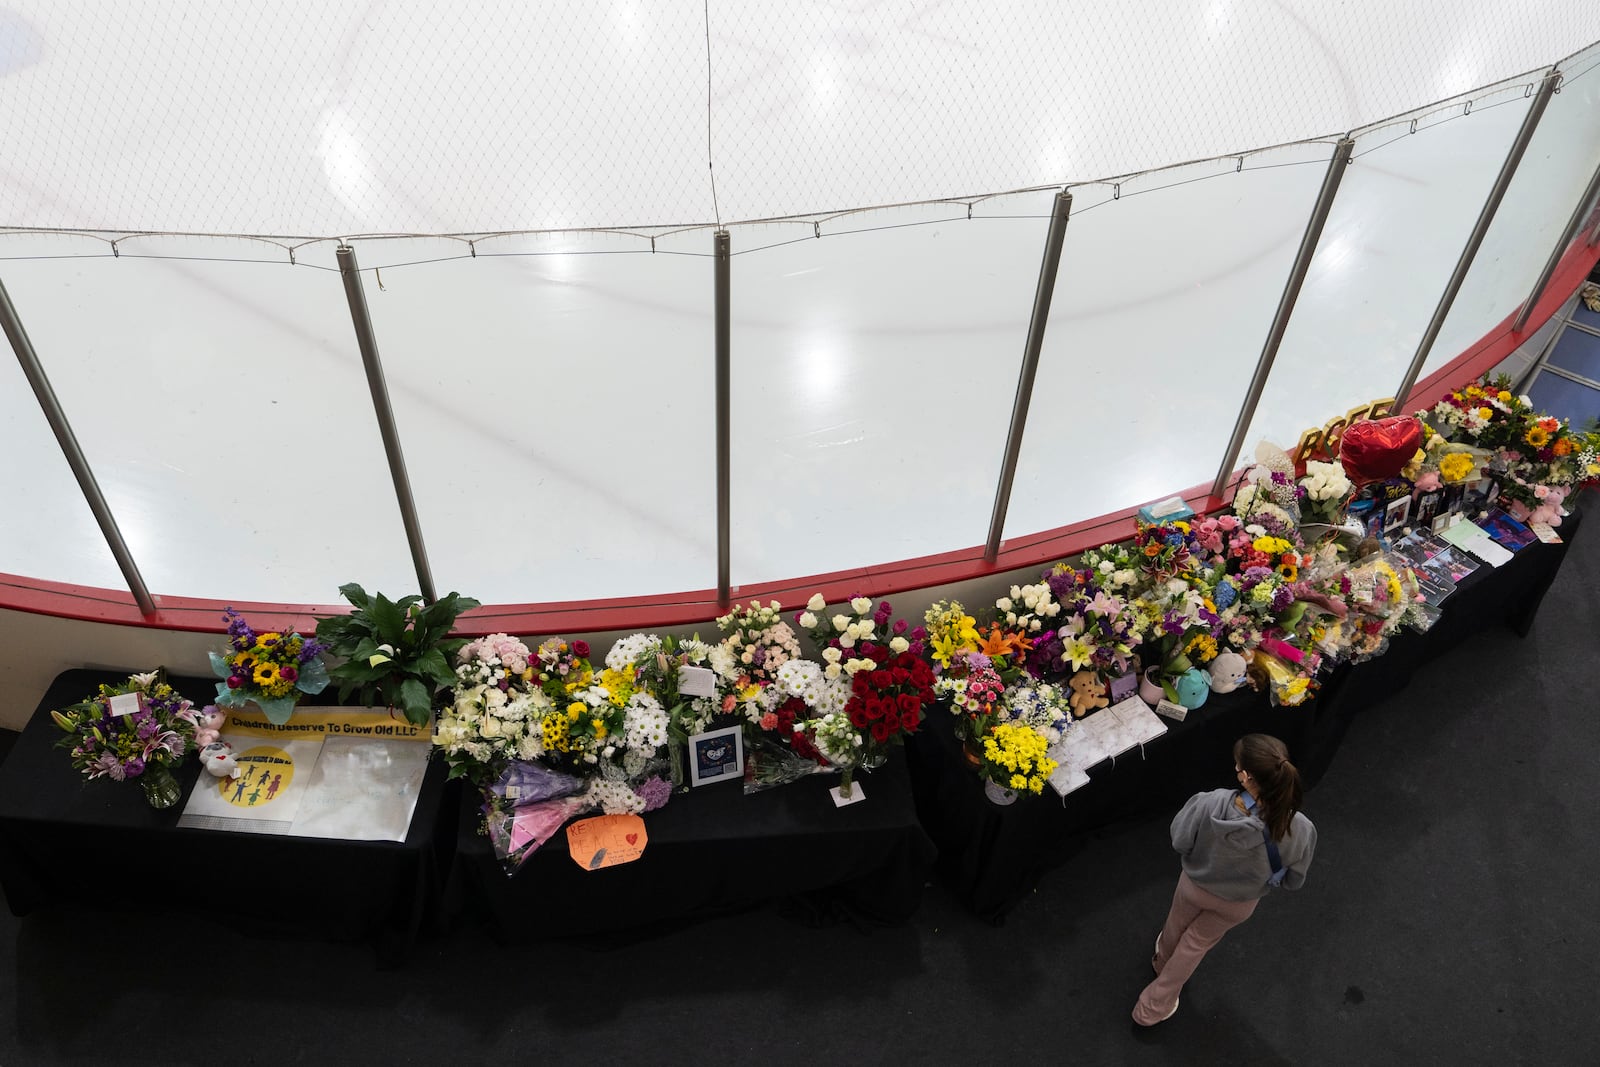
[1067, 671, 1109, 718]
[1528, 486, 1567, 527]
[199, 741, 242, 779]
[194, 705, 228, 749]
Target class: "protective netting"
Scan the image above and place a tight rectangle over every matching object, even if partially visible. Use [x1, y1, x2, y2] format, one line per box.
[3, 0, 1599, 238]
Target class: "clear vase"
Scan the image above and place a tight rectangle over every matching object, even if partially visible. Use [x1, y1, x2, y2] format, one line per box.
[140, 763, 182, 810]
[838, 765, 856, 799]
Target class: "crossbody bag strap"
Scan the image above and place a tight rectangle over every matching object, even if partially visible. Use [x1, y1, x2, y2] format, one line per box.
[1238, 790, 1287, 886]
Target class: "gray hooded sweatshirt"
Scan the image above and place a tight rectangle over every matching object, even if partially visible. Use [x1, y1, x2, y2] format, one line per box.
[1171, 788, 1316, 901]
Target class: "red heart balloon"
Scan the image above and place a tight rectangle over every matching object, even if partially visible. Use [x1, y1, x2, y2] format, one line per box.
[1339, 415, 1423, 487]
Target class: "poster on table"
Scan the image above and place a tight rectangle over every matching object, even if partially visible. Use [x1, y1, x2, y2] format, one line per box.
[177, 708, 430, 842]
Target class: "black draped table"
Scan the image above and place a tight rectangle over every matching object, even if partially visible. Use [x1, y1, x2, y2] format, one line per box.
[0, 669, 453, 961]
[446, 750, 936, 937]
[906, 504, 1584, 921]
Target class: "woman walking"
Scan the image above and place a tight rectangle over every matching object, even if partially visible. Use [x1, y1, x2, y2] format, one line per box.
[1132, 733, 1317, 1026]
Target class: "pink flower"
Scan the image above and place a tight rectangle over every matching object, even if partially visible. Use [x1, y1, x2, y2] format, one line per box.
[759, 713, 778, 730]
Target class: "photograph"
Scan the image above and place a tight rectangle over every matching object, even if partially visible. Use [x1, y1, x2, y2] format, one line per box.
[687, 725, 744, 787]
[1383, 494, 1411, 533]
[1480, 507, 1537, 551]
[1413, 488, 1442, 528]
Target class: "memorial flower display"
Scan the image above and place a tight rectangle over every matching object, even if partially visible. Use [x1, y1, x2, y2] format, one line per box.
[51, 670, 200, 808]
[800, 593, 935, 780]
[1420, 373, 1600, 527]
[1044, 565, 1146, 680]
[210, 607, 330, 725]
[435, 633, 549, 784]
[1298, 459, 1353, 526]
[978, 722, 1058, 799]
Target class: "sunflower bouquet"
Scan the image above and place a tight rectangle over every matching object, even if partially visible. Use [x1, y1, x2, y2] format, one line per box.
[210, 607, 330, 724]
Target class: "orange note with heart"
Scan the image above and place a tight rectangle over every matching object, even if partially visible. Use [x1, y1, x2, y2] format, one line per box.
[566, 814, 648, 870]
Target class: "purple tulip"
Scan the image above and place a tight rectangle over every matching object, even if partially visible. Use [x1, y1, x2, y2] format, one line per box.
[227, 675, 243, 689]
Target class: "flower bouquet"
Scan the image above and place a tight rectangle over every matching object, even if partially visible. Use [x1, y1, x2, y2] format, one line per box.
[742, 658, 848, 792]
[1133, 573, 1224, 703]
[51, 670, 200, 808]
[932, 651, 1008, 763]
[806, 711, 866, 796]
[1045, 567, 1146, 680]
[977, 722, 1059, 804]
[997, 681, 1073, 745]
[923, 599, 983, 674]
[799, 593, 934, 797]
[1297, 459, 1353, 529]
[210, 607, 330, 724]
[434, 633, 551, 785]
[1132, 520, 1203, 581]
[606, 632, 729, 791]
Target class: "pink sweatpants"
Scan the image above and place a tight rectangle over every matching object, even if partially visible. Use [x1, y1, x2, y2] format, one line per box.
[1132, 871, 1259, 1025]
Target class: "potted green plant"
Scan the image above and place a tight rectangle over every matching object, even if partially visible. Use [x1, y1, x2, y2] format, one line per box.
[314, 583, 481, 726]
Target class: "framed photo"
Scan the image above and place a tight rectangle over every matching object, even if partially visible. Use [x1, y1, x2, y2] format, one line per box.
[687, 726, 744, 787]
[1383, 495, 1411, 533]
[1413, 488, 1442, 528]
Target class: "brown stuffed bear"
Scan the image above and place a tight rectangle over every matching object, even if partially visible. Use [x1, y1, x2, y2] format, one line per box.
[1067, 670, 1109, 718]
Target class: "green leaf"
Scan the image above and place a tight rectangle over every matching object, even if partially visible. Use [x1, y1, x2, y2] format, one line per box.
[337, 583, 372, 611]
[418, 592, 480, 638]
[398, 677, 432, 726]
[415, 647, 454, 688]
[368, 592, 408, 645]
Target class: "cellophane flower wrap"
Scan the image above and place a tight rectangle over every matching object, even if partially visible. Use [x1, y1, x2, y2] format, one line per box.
[476, 632, 680, 875]
[742, 658, 849, 792]
[209, 607, 330, 724]
[52, 670, 199, 783]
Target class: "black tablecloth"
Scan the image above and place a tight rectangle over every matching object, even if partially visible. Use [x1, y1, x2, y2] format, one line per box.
[0, 669, 452, 961]
[447, 749, 936, 937]
[906, 505, 1583, 921]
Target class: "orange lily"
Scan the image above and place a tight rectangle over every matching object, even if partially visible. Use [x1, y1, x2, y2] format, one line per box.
[978, 624, 1032, 660]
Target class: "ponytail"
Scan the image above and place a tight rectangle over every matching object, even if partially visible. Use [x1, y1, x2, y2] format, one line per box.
[1234, 734, 1302, 842]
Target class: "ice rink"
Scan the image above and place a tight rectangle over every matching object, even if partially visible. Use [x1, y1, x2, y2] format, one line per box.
[3, 2, 1599, 607]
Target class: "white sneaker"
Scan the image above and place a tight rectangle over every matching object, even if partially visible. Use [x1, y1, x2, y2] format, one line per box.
[1132, 996, 1180, 1027]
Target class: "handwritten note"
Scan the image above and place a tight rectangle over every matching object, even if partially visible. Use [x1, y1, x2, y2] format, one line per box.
[567, 814, 648, 870]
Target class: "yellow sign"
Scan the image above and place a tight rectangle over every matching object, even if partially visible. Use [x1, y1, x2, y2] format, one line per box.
[219, 745, 295, 808]
[222, 708, 431, 740]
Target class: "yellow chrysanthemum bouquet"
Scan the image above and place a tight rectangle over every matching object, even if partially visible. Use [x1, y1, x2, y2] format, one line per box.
[978, 722, 1058, 797]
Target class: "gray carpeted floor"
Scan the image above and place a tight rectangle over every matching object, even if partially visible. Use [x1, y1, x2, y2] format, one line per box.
[1, 494, 1596, 1066]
